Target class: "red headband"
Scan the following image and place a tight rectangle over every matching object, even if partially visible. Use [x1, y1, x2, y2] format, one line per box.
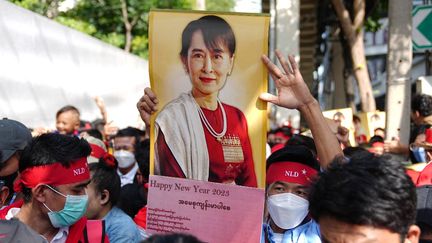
[90, 144, 106, 159]
[266, 161, 318, 186]
[20, 157, 90, 188]
[275, 131, 290, 140]
[371, 142, 384, 148]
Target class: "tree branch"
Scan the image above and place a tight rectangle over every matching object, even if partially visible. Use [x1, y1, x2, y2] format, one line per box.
[353, 0, 365, 32]
[131, 15, 140, 28]
[331, 0, 355, 43]
[120, 0, 131, 30]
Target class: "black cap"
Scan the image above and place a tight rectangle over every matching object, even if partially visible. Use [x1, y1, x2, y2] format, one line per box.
[0, 118, 32, 163]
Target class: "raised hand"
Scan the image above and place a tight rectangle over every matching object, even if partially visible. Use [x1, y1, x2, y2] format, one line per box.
[136, 87, 159, 126]
[94, 96, 108, 123]
[260, 50, 315, 110]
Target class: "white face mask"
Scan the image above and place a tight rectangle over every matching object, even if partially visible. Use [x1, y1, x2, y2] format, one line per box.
[267, 193, 309, 230]
[114, 150, 136, 168]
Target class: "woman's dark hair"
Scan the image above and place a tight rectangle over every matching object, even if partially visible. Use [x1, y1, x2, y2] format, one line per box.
[342, 146, 370, 158]
[19, 133, 91, 202]
[286, 134, 316, 155]
[117, 183, 147, 218]
[135, 139, 150, 182]
[180, 15, 236, 58]
[89, 158, 121, 206]
[309, 153, 417, 237]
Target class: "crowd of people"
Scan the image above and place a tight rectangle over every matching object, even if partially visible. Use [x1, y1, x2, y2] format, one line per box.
[1, 49, 432, 242]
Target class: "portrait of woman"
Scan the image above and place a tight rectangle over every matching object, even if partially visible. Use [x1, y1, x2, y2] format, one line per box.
[153, 15, 257, 187]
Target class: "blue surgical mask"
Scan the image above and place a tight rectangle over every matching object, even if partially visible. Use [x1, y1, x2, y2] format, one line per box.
[43, 185, 88, 228]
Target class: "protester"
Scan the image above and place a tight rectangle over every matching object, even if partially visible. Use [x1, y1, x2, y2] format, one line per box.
[273, 127, 292, 146]
[258, 51, 342, 243]
[368, 135, 384, 155]
[1, 133, 108, 242]
[385, 94, 432, 163]
[86, 158, 142, 242]
[309, 153, 420, 242]
[0, 118, 32, 208]
[411, 129, 432, 186]
[55, 105, 81, 136]
[262, 145, 321, 243]
[114, 127, 141, 186]
[374, 127, 386, 139]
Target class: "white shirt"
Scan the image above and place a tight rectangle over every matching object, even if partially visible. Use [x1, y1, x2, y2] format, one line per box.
[117, 162, 139, 187]
[5, 207, 69, 243]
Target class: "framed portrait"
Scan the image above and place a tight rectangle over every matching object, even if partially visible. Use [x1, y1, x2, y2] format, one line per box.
[148, 10, 270, 188]
[355, 111, 386, 140]
[323, 108, 356, 145]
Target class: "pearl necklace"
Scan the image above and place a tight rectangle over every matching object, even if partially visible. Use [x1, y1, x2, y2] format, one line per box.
[194, 98, 227, 142]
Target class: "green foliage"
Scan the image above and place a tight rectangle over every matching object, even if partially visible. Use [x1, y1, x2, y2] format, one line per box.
[132, 35, 148, 58]
[55, 16, 97, 35]
[9, 0, 235, 58]
[364, 0, 388, 32]
[9, 0, 64, 17]
[98, 32, 125, 47]
[60, 0, 192, 57]
[206, 0, 235, 12]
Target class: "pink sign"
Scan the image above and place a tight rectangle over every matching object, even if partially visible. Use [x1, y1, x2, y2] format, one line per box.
[146, 175, 265, 243]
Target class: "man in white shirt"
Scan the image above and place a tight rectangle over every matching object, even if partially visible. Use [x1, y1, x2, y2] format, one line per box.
[113, 127, 141, 186]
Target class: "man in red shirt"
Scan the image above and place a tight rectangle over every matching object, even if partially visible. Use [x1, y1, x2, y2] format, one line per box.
[1, 133, 108, 242]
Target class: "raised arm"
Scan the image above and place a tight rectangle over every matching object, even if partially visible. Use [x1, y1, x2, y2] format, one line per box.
[94, 96, 108, 124]
[260, 50, 342, 168]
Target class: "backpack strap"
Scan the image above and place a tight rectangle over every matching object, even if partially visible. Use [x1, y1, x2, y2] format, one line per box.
[84, 220, 108, 243]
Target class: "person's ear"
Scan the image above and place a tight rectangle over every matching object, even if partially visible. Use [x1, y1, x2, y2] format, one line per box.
[404, 225, 420, 243]
[100, 189, 110, 206]
[74, 121, 80, 131]
[0, 186, 9, 206]
[33, 184, 49, 204]
[228, 54, 235, 76]
[180, 55, 189, 73]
